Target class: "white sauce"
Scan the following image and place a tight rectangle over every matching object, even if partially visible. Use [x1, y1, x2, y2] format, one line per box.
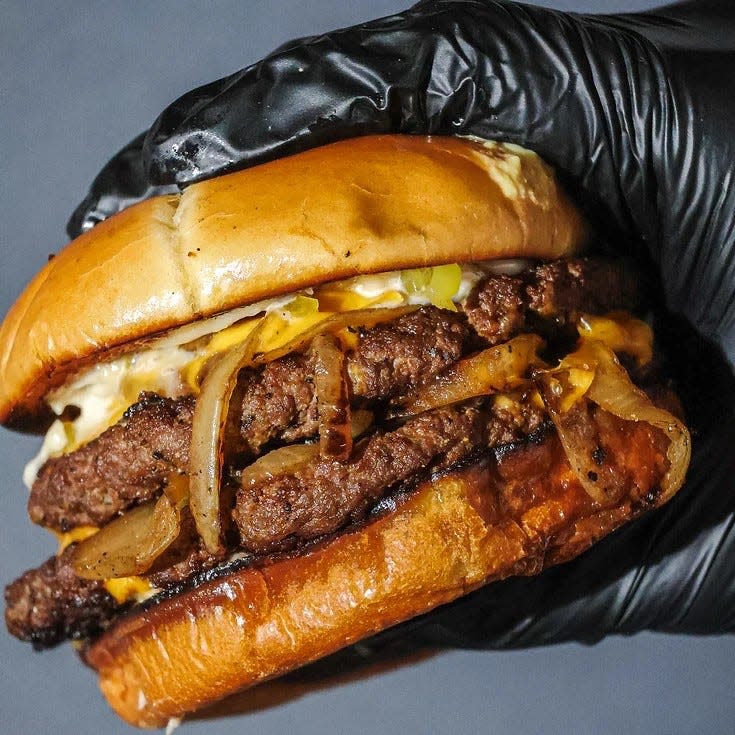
[460, 135, 547, 202]
[22, 420, 67, 488]
[23, 346, 195, 488]
[484, 258, 532, 276]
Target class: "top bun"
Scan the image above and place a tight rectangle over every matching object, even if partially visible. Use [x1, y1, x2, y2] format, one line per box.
[0, 135, 585, 429]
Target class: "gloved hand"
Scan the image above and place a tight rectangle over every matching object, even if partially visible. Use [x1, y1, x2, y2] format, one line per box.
[68, 0, 735, 644]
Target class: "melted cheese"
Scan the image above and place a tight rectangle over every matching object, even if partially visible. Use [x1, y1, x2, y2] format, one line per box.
[577, 313, 653, 366]
[183, 303, 333, 392]
[104, 576, 156, 604]
[53, 527, 153, 603]
[54, 526, 154, 604]
[55, 525, 99, 552]
[315, 287, 405, 312]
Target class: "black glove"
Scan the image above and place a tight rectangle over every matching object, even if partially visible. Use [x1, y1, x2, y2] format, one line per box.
[68, 0, 735, 644]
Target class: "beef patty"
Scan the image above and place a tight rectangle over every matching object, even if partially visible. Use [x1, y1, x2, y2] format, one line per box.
[6, 405, 670, 648]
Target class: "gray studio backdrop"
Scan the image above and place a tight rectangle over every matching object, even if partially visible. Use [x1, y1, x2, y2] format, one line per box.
[1, 2, 733, 735]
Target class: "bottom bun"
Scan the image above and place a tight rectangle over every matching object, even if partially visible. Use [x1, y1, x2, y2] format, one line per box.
[85, 422, 668, 728]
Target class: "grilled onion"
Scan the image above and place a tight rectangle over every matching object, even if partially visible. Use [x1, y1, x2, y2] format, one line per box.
[398, 334, 544, 415]
[189, 306, 410, 553]
[190, 320, 265, 553]
[72, 493, 181, 580]
[577, 313, 653, 367]
[535, 371, 620, 505]
[536, 339, 690, 504]
[239, 443, 320, 488]
[239, 411, 373, 488]
[311, 333, 351, 460]
[582, 340, 690, 502]
[350, 409, 374, 438]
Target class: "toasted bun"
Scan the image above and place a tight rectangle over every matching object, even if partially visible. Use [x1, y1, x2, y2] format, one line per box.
[0, 135, 585, 428]
[85, 422, 667, 728]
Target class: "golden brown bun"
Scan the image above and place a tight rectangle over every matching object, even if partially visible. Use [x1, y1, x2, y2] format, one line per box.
[86, 421, 668, 728]
[0, 135, 585, 428]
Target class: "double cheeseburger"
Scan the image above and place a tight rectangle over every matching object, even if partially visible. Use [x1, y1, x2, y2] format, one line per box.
[2, 136, 690, 727]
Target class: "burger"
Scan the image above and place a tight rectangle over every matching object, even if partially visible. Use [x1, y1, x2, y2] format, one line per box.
[1, 135, 690, 727]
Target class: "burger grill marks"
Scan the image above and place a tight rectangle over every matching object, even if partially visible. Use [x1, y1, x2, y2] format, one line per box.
[7, 258, 649, 647]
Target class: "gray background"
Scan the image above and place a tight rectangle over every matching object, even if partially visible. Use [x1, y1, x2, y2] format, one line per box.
[1, 2, 733, 734]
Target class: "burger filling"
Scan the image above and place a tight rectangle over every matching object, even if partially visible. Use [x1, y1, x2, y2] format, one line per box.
[4, 257, 688, 648]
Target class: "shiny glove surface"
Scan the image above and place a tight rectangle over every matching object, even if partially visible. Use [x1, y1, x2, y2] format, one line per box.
[69, 0, 735, 643]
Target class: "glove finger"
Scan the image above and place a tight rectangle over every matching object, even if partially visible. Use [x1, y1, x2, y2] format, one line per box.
[66, 132, 178, 238]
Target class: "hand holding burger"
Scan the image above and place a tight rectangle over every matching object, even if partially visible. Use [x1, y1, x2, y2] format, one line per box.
[3, 133, 691, 725]
[4, 0, 735, 729]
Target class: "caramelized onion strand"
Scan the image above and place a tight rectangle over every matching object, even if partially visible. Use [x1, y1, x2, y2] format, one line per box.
[584, 341, 690, 502]
[536, 339, 690, 505]
[311, 333, 352, 461]
[239, 412, 374, 489]
[535, 371, 616, 505]
[72, 493, 181, 581]
[398, 334, 544, 415]
[239, 443, 320, 488]
[189, 307, 410, 554]
[190, 321, 266, 554]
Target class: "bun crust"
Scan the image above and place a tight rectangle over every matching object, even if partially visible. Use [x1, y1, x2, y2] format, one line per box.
[0, 135, 585, 428]
[85, 422, 666, 728]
